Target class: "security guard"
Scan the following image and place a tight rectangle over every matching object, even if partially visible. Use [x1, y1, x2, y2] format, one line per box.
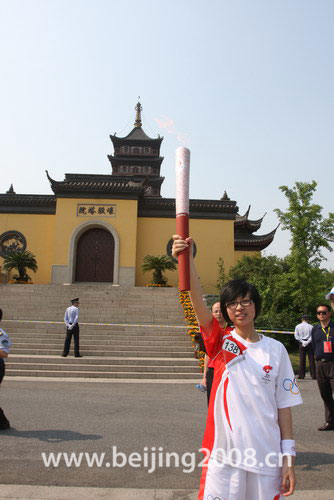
[62, 298, 82, 358]
[312, 303, 334, 431]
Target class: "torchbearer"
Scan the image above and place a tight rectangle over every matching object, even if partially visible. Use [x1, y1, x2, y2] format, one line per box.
[171, 235, 302, 500]
[175, 146, 190, 291]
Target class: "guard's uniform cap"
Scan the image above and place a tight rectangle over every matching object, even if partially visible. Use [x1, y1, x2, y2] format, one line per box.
[71, 298, 79, 304]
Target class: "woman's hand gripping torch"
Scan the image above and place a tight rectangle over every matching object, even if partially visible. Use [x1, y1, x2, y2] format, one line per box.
[175, 147, 190, 291]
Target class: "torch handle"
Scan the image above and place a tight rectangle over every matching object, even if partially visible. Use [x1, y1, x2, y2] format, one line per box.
[176, 213, 190, 291]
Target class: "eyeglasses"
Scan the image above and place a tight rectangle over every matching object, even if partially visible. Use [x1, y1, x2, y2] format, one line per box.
[226, 299, 253, 310]
[317, 310, 329, 315]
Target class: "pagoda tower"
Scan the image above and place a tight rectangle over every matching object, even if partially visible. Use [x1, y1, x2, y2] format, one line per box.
[108, 102, 165, 197]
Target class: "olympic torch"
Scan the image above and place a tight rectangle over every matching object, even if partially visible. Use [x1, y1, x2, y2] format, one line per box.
[175, 146, 190, 291]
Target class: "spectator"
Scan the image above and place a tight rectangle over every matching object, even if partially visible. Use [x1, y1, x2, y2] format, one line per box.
[0, 308, 12, 430]
[311, 304, 334, 431]
[294, 314, 316, 379]
[200, 302, 229, 405]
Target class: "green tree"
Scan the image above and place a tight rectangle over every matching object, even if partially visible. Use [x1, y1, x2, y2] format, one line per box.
[274, 181, 334, 313]
[141, 254, 176, 286]
[228, 254, 295, 330]
[2, 250, 38, 282]
[225, 254, 334, 349]
[216, 257, 228, 290]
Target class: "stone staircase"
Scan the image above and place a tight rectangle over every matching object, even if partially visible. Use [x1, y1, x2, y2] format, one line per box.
[0, 284, 200, 381]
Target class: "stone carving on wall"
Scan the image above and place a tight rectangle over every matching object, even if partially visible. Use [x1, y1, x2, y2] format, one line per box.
[0, 230, 27, 258]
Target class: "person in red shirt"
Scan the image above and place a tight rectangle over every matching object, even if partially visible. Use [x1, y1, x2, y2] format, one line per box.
[200, 302, 228, 405]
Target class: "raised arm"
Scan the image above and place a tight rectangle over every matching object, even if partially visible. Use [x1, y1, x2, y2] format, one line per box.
[172, 235, 213, 330]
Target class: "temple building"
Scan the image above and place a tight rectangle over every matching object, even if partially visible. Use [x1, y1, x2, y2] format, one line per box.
[0, 102, 277, 293]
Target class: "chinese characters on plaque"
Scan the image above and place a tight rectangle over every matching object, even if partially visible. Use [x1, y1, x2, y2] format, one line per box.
[77, 204, 116, 217]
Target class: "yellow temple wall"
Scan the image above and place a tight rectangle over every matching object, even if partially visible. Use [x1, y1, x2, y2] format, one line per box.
[52, 197, 138, 284]
[0, 204, 260, 289]
[135, 217, 235, 294]
[0, 213, 55, 283]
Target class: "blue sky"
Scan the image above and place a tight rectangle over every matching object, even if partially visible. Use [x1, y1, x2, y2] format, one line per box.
[1, 0, 333, 267]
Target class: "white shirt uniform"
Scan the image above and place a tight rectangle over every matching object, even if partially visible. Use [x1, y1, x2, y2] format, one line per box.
[200, 319, 303, 476]
[0, 328, 12, 358]
[294, 321, 313, 347]
[64, 306, 79, 330]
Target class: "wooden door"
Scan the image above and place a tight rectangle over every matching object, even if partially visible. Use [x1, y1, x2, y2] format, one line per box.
[75, 228, 114, 282]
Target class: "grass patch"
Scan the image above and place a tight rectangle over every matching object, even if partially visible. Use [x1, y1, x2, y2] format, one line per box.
[289, 351, 299, 374]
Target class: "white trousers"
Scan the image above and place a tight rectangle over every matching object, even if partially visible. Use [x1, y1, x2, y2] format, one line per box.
[203, 458, 281, 500]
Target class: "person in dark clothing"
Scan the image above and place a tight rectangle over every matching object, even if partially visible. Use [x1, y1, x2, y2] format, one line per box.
[0, 308, 11, 430]
[311, 303, 334, 431]
[294, 314, 316, 379]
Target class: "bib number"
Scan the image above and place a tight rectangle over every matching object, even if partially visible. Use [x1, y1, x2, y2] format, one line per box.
[223, 338, 240, 355]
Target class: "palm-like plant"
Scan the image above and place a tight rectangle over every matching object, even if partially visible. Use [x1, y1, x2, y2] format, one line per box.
[142, 254, 176, 286]
[2, 250, 38, 282]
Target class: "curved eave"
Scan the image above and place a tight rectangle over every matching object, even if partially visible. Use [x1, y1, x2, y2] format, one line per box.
[236, 205, 251, 221]
[45, 170, 58, 193]
[45, 171, 145, 197]
[235, 211, 266, 233]
[234, 226, 278, 251]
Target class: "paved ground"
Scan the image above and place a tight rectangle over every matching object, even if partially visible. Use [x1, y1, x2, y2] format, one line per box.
[0, 376, 333, 499]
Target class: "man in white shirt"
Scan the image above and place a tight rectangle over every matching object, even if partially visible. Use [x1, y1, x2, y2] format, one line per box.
[62, 298, 82, 358]
[294, 314, 315, 379]
[325, 286, 334, 311]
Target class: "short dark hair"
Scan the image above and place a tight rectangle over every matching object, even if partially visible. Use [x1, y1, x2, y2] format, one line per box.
[0, 308, 2, 322]
[316, 303, 331, 313]
[220, 279, 261, 323]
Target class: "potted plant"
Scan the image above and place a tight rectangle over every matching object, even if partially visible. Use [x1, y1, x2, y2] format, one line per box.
[2, 250, 38, 283]
[142, 254, 176, 286]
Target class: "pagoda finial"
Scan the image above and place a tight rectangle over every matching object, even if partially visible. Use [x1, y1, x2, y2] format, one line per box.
[6, 184, 15, 195]
[134, 98, 142, 128]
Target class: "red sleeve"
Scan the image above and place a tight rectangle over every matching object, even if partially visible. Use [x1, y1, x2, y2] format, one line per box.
[200, 317, 225, 360]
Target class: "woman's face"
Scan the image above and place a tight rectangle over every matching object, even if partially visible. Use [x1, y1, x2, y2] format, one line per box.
[225, 293, 256, 328]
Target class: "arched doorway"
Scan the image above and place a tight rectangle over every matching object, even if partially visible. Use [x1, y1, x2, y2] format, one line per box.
[75, 228, 115, 282]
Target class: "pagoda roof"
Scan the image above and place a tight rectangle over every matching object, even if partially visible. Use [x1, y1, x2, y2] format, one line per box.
[118, 126, 162, 141]
[108, 174, 164, 185]
[234, 226, 279, 251]
[110, 128, 163, 147]
[46, 171, 147, 199]
[138, 197, 238, 220]
[108, 155, 163, 167]
[110, 101, 163, 145]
